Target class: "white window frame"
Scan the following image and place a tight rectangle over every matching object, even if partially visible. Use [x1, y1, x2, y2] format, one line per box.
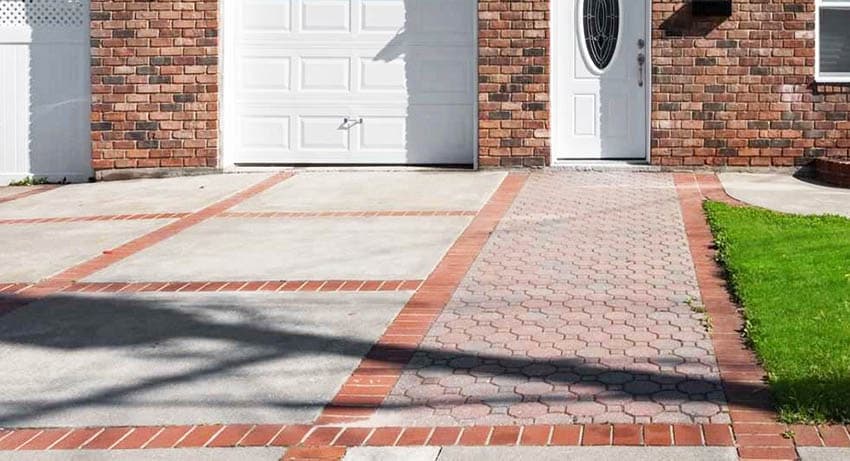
[816, 0, 850, 83]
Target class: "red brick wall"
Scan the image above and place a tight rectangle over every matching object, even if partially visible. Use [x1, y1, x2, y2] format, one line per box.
[478, 0, 550, 167]
[90, 0, 219, 171]
[652, 0, 850, 167]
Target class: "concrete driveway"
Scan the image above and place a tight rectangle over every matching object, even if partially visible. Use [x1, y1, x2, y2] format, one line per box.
[0, 171, 506, 428]
[0, 170, 824, 460]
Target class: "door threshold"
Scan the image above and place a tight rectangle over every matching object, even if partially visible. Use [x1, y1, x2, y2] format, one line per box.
[553, 159, 660, 172]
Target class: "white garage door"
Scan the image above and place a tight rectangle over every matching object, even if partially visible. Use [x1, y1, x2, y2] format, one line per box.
[223, 0, 477, 166]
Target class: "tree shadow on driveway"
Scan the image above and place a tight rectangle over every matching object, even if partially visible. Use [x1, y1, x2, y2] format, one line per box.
[0, 292, 773, 427]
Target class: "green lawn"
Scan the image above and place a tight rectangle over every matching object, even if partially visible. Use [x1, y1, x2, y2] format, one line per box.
[704, 202, 850, 423]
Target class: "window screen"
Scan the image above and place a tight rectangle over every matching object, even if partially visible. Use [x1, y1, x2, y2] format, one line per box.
[817, 1, 850, 81]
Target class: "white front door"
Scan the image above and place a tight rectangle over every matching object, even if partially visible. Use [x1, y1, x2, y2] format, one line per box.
[223, 0, 477, 166]
[553, 0, 648, 160]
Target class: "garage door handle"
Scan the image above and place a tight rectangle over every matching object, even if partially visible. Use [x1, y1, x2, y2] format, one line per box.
[343, 117, 363, 126]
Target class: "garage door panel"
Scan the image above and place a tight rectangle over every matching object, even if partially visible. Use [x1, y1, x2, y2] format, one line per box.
[300, 57, 351, 91]
[241, 0, 293, 32]
[225, 0, 476, 165]
[301, 0, 352, 32]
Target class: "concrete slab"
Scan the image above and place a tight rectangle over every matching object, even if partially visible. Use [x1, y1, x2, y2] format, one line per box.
[436, 447, 738, 461]
[720, 173, 850, 217]
[798, 447, 850, 461]
[0, 292, 408, 427]
[86, 216, 471, 282]
[232, 171, 506, 212]
[0, 220, 171, 283]
[0, 174, 269, 219]
[0, 448, 284, 461]
[344, 447, 441, 461]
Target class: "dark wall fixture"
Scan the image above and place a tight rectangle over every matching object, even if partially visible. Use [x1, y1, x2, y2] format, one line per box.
[692, 0, 732, 17]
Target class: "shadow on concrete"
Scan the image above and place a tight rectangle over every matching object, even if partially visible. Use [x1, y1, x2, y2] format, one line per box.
[0, 290, 778, 426]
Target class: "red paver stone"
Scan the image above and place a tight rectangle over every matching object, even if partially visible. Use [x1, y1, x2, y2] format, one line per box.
[82, 427, 133, 449]
[271, 425, 312, 447]
[113, 427, 163, 449]
[50, 428, 102, 450]
[302, 427, 343, 446]
[672, 424, 702, 446]
[0, 430, 42, 450]
[458, 427, 492, 446]
[396, 427, 431, 446]
[427, 427, 462, 446]
[207, 425, 253, 448]
[612, 424, 641, 446]
[643, 424, 672, 446]
[489, 426, 520, 446]
[582, 425, 611, 446]
[17, 429, 70, 450]
[335, 428, 373, 447]
[145, 426, 194, 449]
[791, 425, 822, 447]
[819, 425, 850, 447]
[702, 424, 734, 446]
[364, 427, 402, 446]
[550, 426, 581, 446]
[520, 425, 552, 446]
[239, 425, 284, 447]
[176, 425, 223, 448]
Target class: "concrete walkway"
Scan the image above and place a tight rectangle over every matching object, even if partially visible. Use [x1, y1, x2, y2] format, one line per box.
[719, 172, 850, 217]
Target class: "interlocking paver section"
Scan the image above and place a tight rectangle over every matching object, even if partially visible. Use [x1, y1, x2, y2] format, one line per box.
[368, 172, 729, 426]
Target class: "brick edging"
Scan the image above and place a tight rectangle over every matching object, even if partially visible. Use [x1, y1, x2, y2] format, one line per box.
[220, 211, 478, 219]
[0, 185, 59, 205]
[674, 173, 799, 460]
[0, 423, 737, 451]
[0, 213, 192, 225]
[316, 173, 529, 424]
[0, 173, 294, 316]
[57, 280, 424, 294]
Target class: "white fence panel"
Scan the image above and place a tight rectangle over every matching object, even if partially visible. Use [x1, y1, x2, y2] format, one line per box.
[0, 0, 91, 184]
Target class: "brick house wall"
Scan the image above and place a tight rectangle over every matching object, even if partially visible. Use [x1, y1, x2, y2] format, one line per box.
[478, 0, 551, 168]
[90, 0, 219, 171]
[89, 0, 849, 171]
[652, 0, 850, 167]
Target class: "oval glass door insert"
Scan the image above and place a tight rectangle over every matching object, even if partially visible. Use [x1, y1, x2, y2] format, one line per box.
[582, 0, 620, 71]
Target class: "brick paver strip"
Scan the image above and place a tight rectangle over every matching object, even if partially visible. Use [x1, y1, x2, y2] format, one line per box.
[0, 423, 763, 451]
[57, 280, 424, 294]
[221, 211, 478, 218]
[371, 172, 729, 426]
[0, 185, 58, 205]
[673, 173, 805, 460]
[0, 173, 293, 316]
[0, 213, 191, 225]
[316, 173, 528, 424]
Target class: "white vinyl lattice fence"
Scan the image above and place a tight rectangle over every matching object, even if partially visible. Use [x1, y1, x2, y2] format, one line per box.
[0, 0, 91, 184]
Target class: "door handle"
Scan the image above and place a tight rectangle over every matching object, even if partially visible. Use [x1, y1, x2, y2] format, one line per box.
[343, 117, 363, 125]
[637, 53, 646, 87]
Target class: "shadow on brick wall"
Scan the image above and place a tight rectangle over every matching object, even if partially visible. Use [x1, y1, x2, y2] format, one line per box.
[660, 4, 726, 37]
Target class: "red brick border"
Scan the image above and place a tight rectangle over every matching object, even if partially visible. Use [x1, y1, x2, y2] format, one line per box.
[0, 185, 59, 205]
[0, 213, 191, 225]
[0, 423, 737, 451]
[316, 173, 528, 424]
[56, 280, 424, 294]
[220, 211, 478, 219]
[0, 173, 293, 316]
[674, 173, 796, 460]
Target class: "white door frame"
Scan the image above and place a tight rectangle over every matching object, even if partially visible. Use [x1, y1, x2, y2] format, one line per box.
[550, 0, 652, 165]
[217, 0, 479, 169]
